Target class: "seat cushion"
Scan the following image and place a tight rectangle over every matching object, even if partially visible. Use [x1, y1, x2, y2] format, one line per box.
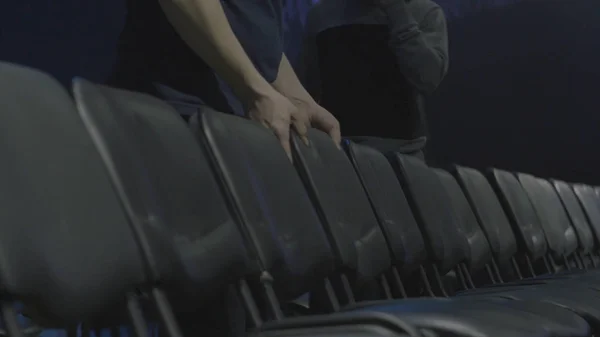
[476, 286, 600, 329]
[454, 268, 600, 292]
[350, 297, 588, 337]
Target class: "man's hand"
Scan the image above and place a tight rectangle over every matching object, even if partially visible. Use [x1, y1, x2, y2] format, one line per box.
[272, 55, 342, 148]
[288, 97, 342, 148]
[247, 89, 302, 160]
[310, 104, 342, 148]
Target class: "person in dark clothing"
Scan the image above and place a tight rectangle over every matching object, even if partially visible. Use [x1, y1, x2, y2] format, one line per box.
[108, 2, 342, 336]
[108, 0, 341, 159]
[300, 0, 449, 159]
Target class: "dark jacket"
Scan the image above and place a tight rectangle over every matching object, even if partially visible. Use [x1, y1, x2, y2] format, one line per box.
[299, 0, 448, 141]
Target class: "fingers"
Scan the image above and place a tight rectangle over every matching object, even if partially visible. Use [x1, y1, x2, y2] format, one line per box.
[272, 120, 293, 162]
[280, 137, 293, 162]
[311, 107, 342, 150]
[291, 113, 310, 146]
[328, 122, 342, 150]
[247, 108, 270, 129]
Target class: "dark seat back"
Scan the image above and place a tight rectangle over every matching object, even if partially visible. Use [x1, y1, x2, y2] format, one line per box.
[487, 169, 547, 261]
[453, 166, 518, 266]
[73, 80, 251, 305]
[0, 63, 146, 323]
[517, 174, 577, 258]
[387, 155, 467, 274]
[344, 142, 427, 275]
[434, 169, 491, 273]
[572, 184, 600, 249]
[195, 111, 334, 300]
[552, 180, 595, 254]
[291, 131, 391, 286]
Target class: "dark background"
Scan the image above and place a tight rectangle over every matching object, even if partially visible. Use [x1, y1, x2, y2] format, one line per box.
[1, 0, 599, 183]
[426, 0, 600, 184]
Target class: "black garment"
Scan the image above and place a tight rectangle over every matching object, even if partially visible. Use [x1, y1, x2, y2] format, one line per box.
[316, 25, 426, 140]
[107, 0, 285, 115]
[301, 0, 448, 147]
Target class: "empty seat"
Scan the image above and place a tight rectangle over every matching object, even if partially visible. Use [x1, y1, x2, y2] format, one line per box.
[573, 184, 600, 263]
[433, 169, 495, 288]
[344, 140, 427, 298]
[518, 174, 577, 270]
[387, 155, 469, 295]
[0, 63, 150, 336]
[488, 168, 549, 278]
[553, 180, 596, 269]
[453, 167, 519, 282]
[73, 79, 250, 337]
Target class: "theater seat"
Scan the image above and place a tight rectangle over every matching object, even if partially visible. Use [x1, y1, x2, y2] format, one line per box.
[553, 180, 596, 268]
[0, 62, 150, 337]
[73, 79, 251, 337]
[573, 184, 600, 266]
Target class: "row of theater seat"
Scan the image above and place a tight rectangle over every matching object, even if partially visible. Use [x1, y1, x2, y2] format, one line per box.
[3, 61, 600, 337]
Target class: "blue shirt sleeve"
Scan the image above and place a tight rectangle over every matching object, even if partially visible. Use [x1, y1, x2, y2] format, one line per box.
[222, 0, 285, 83]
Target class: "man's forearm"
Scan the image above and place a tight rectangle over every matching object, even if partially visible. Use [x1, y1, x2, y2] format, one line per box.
[272, 54, 316, 105]
[159, 0, 273, 105]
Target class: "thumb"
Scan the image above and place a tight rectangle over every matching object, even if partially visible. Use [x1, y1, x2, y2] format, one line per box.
[281, 139, 293, 162]
[273, 123, 293, 162]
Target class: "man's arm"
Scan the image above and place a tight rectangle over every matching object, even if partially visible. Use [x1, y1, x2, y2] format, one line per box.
[158, 0, 274, 105]
[378, 0, 449, 94]
[158, 0, 301, 159]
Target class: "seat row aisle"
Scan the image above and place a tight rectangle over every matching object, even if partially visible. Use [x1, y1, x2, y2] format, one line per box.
[2, 62, 600, 337]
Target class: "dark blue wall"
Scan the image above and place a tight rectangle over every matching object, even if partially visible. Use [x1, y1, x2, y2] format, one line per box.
[427, 0, 600, 183]
[1, 0, 599, 183]
[0, 0, 125, 84]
